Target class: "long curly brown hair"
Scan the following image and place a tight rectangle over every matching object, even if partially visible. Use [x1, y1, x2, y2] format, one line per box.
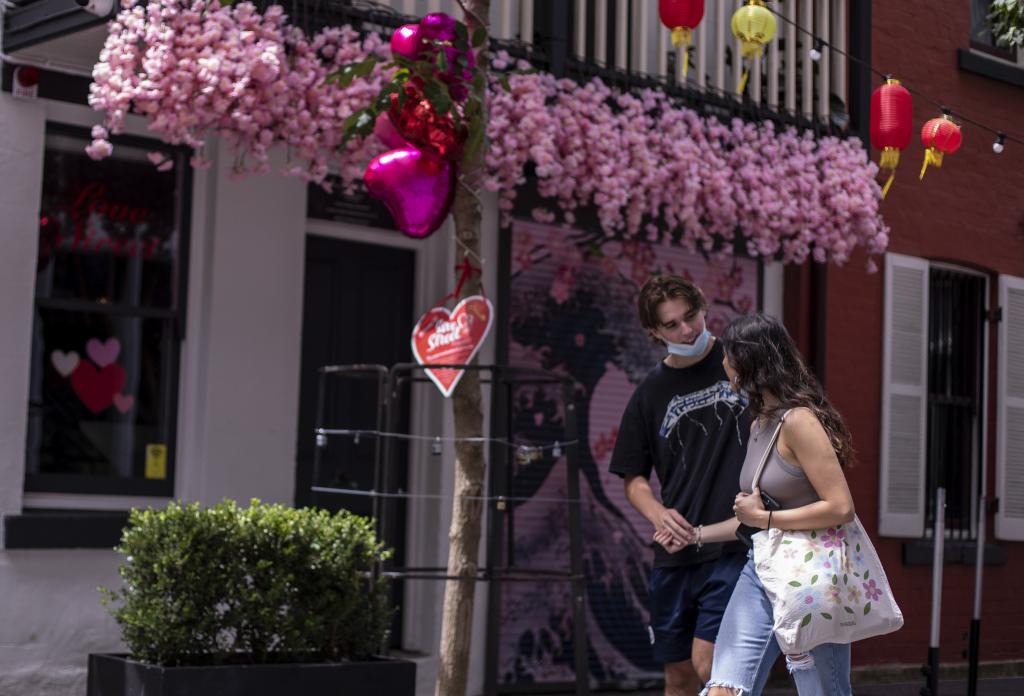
[721, 313, 855, 467]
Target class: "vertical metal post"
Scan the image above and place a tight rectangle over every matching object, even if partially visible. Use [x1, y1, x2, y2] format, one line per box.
[380, 368, 404, 562]
[923, 487, 946, 696]
[968, 494, 985, 696]
[312, 367, 328, 509]
[484, 367, 510, 695]
[563, 379, 590, 696]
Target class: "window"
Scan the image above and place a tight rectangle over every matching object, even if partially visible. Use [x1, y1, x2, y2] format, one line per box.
[970, 0, 1018, 62]
[24, 123, 190, 497]
[925, 267, 986, 538]
[879, 255, 990, 539]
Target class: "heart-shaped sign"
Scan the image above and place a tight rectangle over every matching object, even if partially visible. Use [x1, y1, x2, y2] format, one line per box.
[70, 361, 126, 414]
[51, 350, 80, 377]
[86, 337, 121, 368]
[411, 295, 494, 398]
[364, 146, 455, 239]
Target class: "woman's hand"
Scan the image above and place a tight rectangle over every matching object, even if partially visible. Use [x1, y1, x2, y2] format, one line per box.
[653, 528, 689, 554]
[734, 489, 769, 529]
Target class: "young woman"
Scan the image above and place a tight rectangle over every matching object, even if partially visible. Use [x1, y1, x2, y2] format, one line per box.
[654, 313, 856, 696]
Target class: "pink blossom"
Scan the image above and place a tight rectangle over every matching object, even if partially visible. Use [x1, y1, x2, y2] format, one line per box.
[85, 139, 113, 160]
[87, 1, 889, 268]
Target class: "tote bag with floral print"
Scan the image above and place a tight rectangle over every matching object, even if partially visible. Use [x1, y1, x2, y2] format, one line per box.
[751, 418, 904, 654]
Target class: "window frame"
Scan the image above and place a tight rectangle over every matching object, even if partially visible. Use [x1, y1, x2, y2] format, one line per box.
[960, 0, 1024, 87]
[24, 121, 192, 498]
[969, 0, 1020, 62]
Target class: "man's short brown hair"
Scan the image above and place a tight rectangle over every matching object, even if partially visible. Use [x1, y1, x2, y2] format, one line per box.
[637, 274, 708, 331]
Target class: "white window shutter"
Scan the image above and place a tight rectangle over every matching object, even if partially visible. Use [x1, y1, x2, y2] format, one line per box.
[879, 253, 929, 537]
[996, 275, 1024, 541]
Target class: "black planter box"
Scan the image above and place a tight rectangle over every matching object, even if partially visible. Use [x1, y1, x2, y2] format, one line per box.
[87, 653, 416, 696]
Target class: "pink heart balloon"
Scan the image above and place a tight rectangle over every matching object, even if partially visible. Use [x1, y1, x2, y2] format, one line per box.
[373, 112, 408, 149]
[418, 12, 457, 42]
[364, 147, 455, 239]
[390, 24, 423, 61]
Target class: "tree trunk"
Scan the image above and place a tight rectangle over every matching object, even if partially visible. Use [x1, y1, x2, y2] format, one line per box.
[435, 2, 490, 695]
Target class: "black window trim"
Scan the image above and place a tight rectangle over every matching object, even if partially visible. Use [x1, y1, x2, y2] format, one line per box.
[958, 47, 1024, 89]
[25, 120, 193, 498]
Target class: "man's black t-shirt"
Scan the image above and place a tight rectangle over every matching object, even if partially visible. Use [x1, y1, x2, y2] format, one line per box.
[609, 340, 750, 568]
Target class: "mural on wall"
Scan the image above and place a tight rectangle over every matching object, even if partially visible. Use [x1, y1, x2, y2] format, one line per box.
[500, 219, 759, 686]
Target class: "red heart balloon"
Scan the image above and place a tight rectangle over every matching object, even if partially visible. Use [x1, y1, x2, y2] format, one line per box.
[364, 147, 455, 239]
[389, 84, 466, 161]
[70, 360, 126, 414]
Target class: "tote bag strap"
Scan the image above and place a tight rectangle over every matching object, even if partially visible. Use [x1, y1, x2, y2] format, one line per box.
[750, 409, 792, 490]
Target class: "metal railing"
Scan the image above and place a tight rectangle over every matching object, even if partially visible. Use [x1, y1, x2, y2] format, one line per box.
[379, 0, 851, 129]
[261, 0, 857, 135]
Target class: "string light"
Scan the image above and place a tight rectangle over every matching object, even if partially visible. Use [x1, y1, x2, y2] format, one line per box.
[767, 6, 1023, 154]
[809, 37, 824, 62]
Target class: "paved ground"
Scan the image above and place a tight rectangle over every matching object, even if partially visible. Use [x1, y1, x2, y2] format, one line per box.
[606, 677, 1024, 695]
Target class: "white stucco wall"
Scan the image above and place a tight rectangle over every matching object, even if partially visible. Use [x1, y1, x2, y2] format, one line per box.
[0, 92, 310, 694]
[0, 91, 44, 520]
[176, 138, 306, 507]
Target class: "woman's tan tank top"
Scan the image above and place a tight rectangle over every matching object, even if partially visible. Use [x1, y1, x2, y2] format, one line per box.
[738, 410, 820, 509]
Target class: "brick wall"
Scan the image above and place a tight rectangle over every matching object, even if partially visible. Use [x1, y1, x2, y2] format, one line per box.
[823, 0, 1024, 668]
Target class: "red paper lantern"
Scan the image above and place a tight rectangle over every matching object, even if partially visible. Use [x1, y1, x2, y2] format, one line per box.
[869, 78, 912, 198]
[658, 0, 705, 77]
[920, 113, 962, 180]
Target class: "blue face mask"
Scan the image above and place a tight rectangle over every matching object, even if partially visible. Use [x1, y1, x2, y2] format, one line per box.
[665, 329, 711, 358]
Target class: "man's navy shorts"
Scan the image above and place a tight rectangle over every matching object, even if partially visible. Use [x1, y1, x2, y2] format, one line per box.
[648, 552, 747, 664]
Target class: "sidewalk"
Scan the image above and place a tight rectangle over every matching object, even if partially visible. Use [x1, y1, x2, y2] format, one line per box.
[613, 676, 1024, 695]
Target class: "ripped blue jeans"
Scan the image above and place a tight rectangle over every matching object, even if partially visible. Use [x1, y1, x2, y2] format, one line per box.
[700, 555, 852, 696]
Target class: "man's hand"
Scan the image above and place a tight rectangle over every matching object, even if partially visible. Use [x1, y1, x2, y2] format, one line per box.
[653, 528, 688, 554]
[654, 506, 694, 544]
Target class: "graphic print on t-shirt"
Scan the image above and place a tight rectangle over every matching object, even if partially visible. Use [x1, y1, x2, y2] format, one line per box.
[659, 380, 744, 438]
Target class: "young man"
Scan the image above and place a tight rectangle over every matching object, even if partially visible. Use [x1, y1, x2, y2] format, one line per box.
[609, 274, 750, 696]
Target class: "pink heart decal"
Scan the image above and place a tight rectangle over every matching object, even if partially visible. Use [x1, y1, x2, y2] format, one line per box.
[411, 295, 494, 398]
[364, 147, 455, 239]
[70, 361, 126, 414]
[51, 350, 80, 377]
[113, 393, 135, 414]
[86, 337, 121, 368]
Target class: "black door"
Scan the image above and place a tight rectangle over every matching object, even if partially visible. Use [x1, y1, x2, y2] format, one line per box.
[295, 234, 414, 641]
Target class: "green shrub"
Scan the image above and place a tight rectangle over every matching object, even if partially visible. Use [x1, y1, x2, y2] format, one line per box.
[101, 499, 392, 666]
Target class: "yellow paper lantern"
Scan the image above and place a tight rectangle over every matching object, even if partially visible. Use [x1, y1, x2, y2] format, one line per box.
[731, 0, 777, 94]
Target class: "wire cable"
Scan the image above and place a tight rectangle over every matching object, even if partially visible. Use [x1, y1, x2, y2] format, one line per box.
[767, 5, 1024, 147]
[315, 427, 577, 454]
[311, 485, 581, 505]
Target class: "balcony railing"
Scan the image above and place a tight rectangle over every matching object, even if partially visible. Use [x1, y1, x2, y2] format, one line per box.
[3, 0, 860, 135]
[376, 0, 852, 131]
